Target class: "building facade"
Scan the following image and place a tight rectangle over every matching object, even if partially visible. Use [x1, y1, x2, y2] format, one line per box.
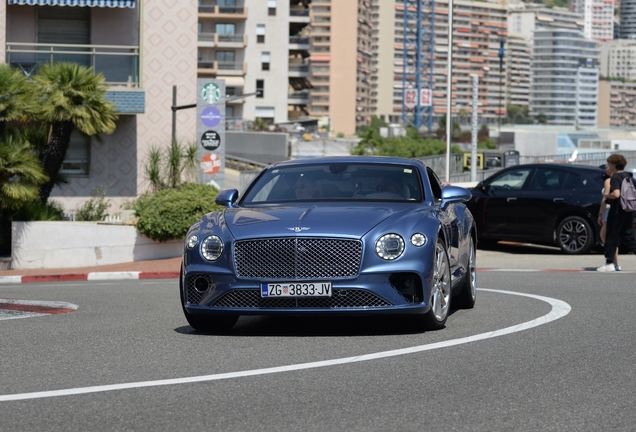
[531, 29, 600, 127]
[3, 0, 198, 213]
[306, 0, 374, 136]
[505, 36, 532, 108]
[598, 80, 636, 127]
[619, 0, 636, 39]
[570, 0, 614, 42]
[599, 39, 636, 81]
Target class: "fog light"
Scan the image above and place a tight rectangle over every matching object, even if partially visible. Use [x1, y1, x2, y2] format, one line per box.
[194, 277, 209, 293]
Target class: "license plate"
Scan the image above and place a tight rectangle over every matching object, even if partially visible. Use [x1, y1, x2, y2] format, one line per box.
[261, 282, 332, 298]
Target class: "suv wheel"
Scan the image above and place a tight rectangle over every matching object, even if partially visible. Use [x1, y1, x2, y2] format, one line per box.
[556, 216, 594, 254]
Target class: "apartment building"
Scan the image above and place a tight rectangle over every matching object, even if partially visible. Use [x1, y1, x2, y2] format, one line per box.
[531, 29, 600, 127]
[599, 39, 636, 81]
[505, 36, 531, 108]
[571, 0, 614, 42]
[307, 0, 374, 136]
[619, 0, 636, 39]
[508, 3, 585, 39]
[373, 0, 508, 128]
[598, 80, 636, 127]
[3, 0, 198, 212]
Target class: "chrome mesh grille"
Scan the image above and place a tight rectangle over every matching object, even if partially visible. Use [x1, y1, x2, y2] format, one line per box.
[186, 274, 213, 305]
[234, 238, 362, 279]
[211, 289, 391, 309]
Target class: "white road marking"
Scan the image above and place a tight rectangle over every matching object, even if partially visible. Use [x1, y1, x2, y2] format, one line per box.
[0, 288, 571, 402]
[87, 272, 140, 281]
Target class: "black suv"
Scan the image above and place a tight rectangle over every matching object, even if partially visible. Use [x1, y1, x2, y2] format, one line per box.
[467, 163, 609, 254]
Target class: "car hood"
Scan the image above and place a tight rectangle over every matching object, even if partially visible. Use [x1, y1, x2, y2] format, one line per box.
[222, 205, 406, 239]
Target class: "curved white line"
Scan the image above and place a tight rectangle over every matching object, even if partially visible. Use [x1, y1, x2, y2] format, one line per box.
[0, 288, 570, 402]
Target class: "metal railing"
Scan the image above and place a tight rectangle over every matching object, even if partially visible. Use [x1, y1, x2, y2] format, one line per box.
[6, 42, 140, 87]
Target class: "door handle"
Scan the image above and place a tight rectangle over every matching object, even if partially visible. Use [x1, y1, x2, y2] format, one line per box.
[553, 198, 564, 202]
[507, 197, 517, 202]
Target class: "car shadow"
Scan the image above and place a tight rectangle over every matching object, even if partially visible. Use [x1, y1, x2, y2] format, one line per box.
[174, 309, 461, 337]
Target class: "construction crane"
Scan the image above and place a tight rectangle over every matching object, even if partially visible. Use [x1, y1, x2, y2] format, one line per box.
[401, 0, 435, 134]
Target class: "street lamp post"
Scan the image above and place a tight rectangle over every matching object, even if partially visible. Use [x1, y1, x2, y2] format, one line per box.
[498, 39, 505, 147]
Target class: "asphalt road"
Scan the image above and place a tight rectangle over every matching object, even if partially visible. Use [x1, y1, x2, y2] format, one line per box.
[1, 256, 636, 431]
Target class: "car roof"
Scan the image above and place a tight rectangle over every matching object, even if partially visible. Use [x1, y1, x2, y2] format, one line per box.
[267, 156, 425, 169]
[504, 163, 604, 172]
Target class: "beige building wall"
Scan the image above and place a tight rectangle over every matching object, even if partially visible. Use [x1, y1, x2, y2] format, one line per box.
[598, 80, 611, 127]
[373, 0, 397, 122]
[138, 0, 198, 193]
[0, 1, 5, 60]
[329, 1, 360, 136]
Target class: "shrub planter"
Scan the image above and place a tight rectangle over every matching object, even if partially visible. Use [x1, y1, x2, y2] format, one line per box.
[11, 221, 182, 270]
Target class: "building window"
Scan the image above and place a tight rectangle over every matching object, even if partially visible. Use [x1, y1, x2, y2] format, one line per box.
[37, 5, 90, 45]
[257, 24, 265, 43]
[226, 105, 235, 119]
[256, 79, 264, 98]
[268, 0, 277, 15]
[261, 52, 271, 71]
[60, 131, 90, 175]
[255, 106, 275, 119]
[215, 23, 236, 35]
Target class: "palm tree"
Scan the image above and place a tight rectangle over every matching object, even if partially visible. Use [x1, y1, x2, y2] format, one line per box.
[32, 62, 118, 202]
[0, 64, 33, 137]
[0, 136, 49, 231]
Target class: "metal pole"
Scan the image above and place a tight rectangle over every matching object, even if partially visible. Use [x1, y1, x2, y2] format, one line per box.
[471, 74, 479, 182]
[171, 85, 177, 144]
[445, 0, 454, 183]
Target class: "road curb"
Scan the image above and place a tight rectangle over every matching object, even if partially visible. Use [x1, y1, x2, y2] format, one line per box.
[0, 271, 180, 284]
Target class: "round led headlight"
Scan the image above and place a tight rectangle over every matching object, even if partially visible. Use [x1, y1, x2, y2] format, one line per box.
[186, 235, 199, 249]
[375, 233, 405, 260]
[201, 235, 224, 261]
[410, 233, 427, 247]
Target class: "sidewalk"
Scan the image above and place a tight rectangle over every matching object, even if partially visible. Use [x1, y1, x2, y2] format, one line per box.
[0, 257, 181, 284]
[0, 241, 631, 284]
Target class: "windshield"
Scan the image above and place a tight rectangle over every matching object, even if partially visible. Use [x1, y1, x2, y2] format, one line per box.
[241, 162, 423, 204]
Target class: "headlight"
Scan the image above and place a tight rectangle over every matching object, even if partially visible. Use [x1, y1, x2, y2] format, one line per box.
[410, 233, 427, 247]
[186, 235, 199, 249]
[375, 233, 405, 260]
[201, 235, 224, 261]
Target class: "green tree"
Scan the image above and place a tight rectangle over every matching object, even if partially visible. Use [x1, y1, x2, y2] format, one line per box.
[0, 64, 33, 137]
[32, 62, 118, 203]
[536, 113, 548, 124]
[0, 136, 49, 232]
[144, 140, 198, 193]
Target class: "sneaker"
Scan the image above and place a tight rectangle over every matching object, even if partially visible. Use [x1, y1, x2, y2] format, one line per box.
[597, 263, 616, 272]
[615, 264, 622, 271]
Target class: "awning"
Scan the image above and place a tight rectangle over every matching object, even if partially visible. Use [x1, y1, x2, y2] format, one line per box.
[8, 0, 135, 7]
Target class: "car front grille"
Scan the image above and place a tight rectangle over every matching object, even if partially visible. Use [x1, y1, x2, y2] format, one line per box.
[186, 273, 213, 305]
[234, 238, 362, 279]
[211, 289, 391, 309]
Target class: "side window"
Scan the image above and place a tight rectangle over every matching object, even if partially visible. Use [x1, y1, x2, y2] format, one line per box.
[528, 168, 568, 191]
[426, 167, 443, 201]
[563, 173, 580, 189]
[489, 168, 532, 191]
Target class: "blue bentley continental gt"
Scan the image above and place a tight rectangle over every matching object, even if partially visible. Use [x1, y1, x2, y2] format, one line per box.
[180, 156, 477, 332]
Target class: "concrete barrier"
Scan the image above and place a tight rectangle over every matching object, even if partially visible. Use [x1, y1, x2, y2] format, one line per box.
[11, 221, 182, 270]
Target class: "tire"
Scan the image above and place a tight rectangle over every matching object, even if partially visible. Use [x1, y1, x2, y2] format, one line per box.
[455, 236, 476, 309]
[180, 266, 238, 332]
[415, 238, 452, 331]
[556, 216, 595, 254]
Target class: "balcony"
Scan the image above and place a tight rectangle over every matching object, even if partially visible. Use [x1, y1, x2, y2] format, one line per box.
[288, 90, 310, 105]
[198, 4, 248, 20]
[289, 63, 310, 77]
[198, 33, 247, 48]
[290, 7, 310, 24]
[289, 36, 311, 51]
[197, 61, 246, 77]
[6, 42, 139, 87]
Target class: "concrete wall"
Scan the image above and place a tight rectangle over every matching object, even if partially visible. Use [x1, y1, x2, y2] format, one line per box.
[514, 131, 559, 156]
[226, 131, 289, 164]
[11, 221, 181, 269]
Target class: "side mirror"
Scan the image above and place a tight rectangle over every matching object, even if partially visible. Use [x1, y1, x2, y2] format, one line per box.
[215, 189, 239, 207]
[441, 185, 472, 209]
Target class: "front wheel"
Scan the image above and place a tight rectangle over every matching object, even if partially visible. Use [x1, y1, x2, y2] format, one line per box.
[556, 216, 595, 254]
[414, 238, 452, 331]
[455, 236, 476, 309]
